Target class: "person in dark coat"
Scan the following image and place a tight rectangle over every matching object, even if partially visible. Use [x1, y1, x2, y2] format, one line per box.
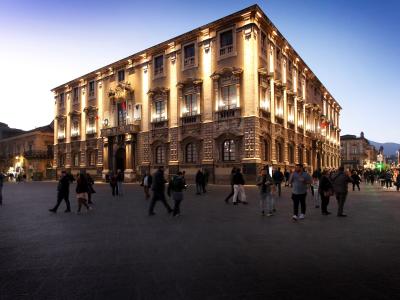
[224, 167, 237, 203]
[319, 169, 334, 215]
[195, 170, 204, 195]
[167, 171, 186, 217]
[110, 172, 118, 197]
[116, 169, 124, 196]
[202, 168, 209, 193]
[49, 171, 73, 213]
[232, 168, 247, 205]
[332, 167, 353, 217]
[76, 173, 91, 214]
[351, 171, 361, 191]
[86, 173, 95, 204]
[148, 166, 172, 216]
[272, 167, 284, 197]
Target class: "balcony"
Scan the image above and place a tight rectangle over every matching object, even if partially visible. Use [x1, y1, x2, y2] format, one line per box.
[184, 56, 195, 68]
[215, 107, 241, 120]
[101, 123, 140, 137]
[23, 150, 52, 159]
[181, 113, 201, 125]
[219, 45, 233, 57]
[151, 117, 168, 130]
[259, 108, 271, 120]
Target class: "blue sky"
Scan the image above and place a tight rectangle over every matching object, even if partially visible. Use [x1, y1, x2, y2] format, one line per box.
[0, 0, 399, 143]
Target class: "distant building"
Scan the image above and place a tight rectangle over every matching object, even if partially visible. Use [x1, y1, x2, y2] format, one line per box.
[0, 122, 54, 180]
[340, 132, 377, 169]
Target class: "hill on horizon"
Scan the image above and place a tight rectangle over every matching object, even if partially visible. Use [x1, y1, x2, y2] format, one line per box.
[369, 141, 400, 156]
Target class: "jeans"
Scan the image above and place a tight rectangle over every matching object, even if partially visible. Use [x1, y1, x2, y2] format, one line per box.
[335, 192, 348, 215]
[292, 193, 306, 216]
[275, 182, 282, 197]
[172, 191, 183, 216]
[144, 186, 150, 199]
[111, 184, 118, 196]
[233, 184, 246, 203]
[260, 192, 274, 213]
[117, 181, 123, 196]
[352, 182, 360, 191]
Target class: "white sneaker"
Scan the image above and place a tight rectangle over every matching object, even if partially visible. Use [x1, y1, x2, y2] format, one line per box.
[299, 214, 305, 219]
[292, 215, 298, 221]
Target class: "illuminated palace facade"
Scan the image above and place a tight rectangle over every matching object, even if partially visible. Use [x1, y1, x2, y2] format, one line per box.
[52, 5, 341, 183]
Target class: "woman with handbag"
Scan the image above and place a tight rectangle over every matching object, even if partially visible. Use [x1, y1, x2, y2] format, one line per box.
[319, 169, 334, 215]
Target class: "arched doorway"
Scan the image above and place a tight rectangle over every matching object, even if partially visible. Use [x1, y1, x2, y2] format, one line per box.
[115, 147, 126, 172]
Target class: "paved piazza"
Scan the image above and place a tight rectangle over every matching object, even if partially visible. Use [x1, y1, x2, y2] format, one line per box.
[1, 182, 399, 300]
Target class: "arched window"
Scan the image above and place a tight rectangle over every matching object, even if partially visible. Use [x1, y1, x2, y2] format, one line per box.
[288, 144, 294, 164]
[264, 139, 270, 162]
[298, 147, 304, 164]
[185, 143, 197, 163]
[223, 139, 235, 161]
[155, 146, 165, 164]
[275, 140, 283, 163]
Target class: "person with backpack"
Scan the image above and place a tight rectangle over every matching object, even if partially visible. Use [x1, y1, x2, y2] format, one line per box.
[272, 167, 284, 197]
[256, 166, 275, 216]
[168, 171, 186, 217]
[332, 167, 353, 217]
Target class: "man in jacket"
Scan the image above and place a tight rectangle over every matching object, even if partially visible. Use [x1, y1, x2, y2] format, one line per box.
[273, 167, 284, 197]
[168, 171, 186, 216]
[232, 168, 247, 205]
[149, 166, 172, 216]
[332, 166, 353, 217]
[49, 171, 72, 213]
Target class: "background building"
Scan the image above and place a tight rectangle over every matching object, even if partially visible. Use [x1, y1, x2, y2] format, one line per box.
[0, 123, 54, 180]
[52, 5, 341, 183]
[340, 132, 377, 170]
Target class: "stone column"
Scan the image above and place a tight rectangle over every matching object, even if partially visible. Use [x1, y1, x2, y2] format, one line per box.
[102, 137, 109, 179]
[124, 133, 135, 182]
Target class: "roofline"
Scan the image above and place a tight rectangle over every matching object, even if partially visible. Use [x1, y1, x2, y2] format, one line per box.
[51, 3, 340, 107]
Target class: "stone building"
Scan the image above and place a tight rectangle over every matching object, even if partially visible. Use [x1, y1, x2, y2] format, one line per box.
[52, 5, 341, 183]
[0, 123, 54, 180]
[340, 132, 377, 170]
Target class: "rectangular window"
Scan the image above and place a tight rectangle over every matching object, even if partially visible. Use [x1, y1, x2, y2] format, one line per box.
[260, 31, 267, 54]
[117, 101, 127, 126]
[71, 121, 80, 137]
[73, 87, 79, 102]
[118, 70, 125, 82]
[87, 117, 96, 134]
[59, 93, 65, 108]
[260, 87, 270, 111]
[154, 55, 164, 76]
[183, 43, 195, 67]
[219, 29, 233, 56]
[220, 85, 236, 110]
[154, 101, 165, 121]
[275, 97, 283, 117]
[89, 81, 95, 97]
[288, 104, 294, 123]
[73, 153, 79, 167]
[183, 94, 197, 116]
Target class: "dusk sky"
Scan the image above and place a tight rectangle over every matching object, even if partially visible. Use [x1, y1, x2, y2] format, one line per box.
[0, 0, 398, 143]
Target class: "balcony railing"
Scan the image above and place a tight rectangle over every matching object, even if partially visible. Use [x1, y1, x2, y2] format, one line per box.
[154, 67, 164, 76]
[259, 108, 271, 120]
[101, 123, 140, 137]
[151, 118, 168, 129]
[23, 150, 52, 159]
[184, 56, 195, 67]
[215, 107, 241, 120]
[220, 45, 233, 56]
[181, 113, 201, 125]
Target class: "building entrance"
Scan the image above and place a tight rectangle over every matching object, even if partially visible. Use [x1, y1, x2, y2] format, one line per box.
[115, 147, 126, 172]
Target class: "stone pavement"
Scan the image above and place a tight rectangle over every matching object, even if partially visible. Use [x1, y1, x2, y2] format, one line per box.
[0, 182, 400, 300]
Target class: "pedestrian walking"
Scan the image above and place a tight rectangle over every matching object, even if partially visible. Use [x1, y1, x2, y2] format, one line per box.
[110, 172, 118, 197]
[224, 167, 237, 204]
[49, 171, 73, 213]
[331, 166, 353, 217]
[116, 169, 124, 196]
[75, 173, 92, 214]
[148, 166, 173, 216]
[289, 164, 312, 221]
[272, 168, 284, 197]
[195, 169, 204, 195]
[0, 171, 5, 206]
[256, 166, 275, 216]
[203, 168, 209, 193]
[319, 169, 334, 215]
[232, 168, 247, 205]
[284, 168, 290, 187]
[141, 171, 153, 199]
[312, 175, 320, 208]
[167, 171, 186, 216]
[351, 171, 361, 191]
[86, 173, 95, 204]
